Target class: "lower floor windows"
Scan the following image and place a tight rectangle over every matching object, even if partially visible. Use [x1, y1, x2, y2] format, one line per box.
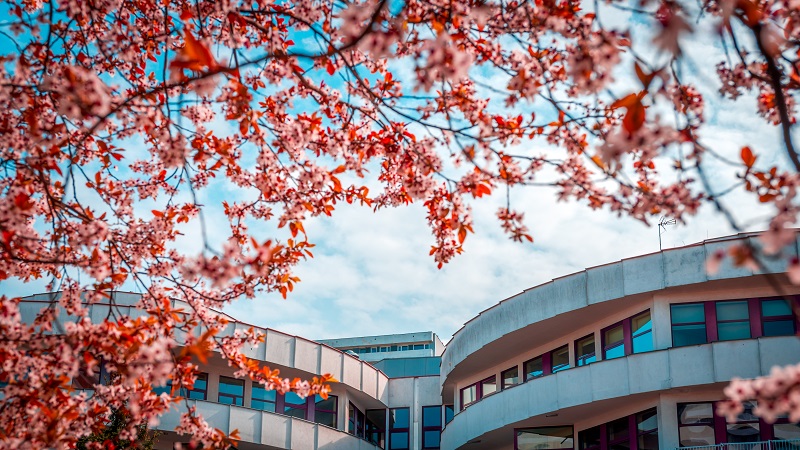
[314, 394, 337, 428]
[422, 405, 443, 449]
[576, 334, 596, 367]
[389, 407, 410, 450]
[579, 407, 658, 450]
[516, 426, 574, 450]
[678, 401, 800, 446]
[218, 376, 244, 406]
[251, 385, 277, 412]
[349, 402, 366, 439]
[502, 366, 520, 389]
[366, 409, 387, 448]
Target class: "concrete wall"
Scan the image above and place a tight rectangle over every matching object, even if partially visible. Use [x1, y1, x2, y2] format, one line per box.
[154, 399, 383, 450]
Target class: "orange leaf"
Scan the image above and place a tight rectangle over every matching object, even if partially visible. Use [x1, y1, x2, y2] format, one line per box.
[622, 103, 646, 134]
[741, 146, 756, 168]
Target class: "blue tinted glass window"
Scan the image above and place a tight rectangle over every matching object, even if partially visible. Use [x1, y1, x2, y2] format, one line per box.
[763, 299, 792, 316]
[525, 356, 544, 380]
[672, 324, 707, 347]
[718, 322, 750, 341]
[391, 408, 410, 428]
[390, 432, 409, 449]
[717, 301, 749, 321]
[423, 406, 441, 427]
[551, 345, 569, 372]
[764, 320, 795, 336]
[672, 304, 705, 323]
[445, 405, 454, 424]
[632, 311, 653, 353]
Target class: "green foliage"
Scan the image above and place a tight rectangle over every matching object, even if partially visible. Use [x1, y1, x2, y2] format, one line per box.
[76, 408, 160, 450]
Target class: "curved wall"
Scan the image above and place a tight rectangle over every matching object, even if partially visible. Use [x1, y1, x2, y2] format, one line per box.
[441, 233, 798, 383]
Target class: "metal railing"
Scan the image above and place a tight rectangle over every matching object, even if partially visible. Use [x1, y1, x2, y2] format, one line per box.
[680, 439, 800, 450]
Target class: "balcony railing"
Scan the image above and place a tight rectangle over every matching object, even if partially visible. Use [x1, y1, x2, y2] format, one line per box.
[679, 439, 800, 450]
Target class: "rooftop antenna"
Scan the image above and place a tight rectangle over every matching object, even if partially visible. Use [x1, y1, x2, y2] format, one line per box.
[659, 216, 677, 251]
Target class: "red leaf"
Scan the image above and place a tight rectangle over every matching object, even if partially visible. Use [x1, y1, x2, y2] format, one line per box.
[326, 59, 335, 75]
[741, 146, 756, 168]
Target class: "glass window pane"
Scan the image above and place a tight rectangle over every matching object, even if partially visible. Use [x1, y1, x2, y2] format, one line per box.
[391, 408, 410, 428]
[679, 426, 715, 446]
[605, 341, 625, 360]
[610, 441, 631, 450]
[764, 320, 795, 337]
[579, 426, 601, 450]
[633, 312, 652, 334]
[763, 299, 793, 317]
[252, 399, 276, 412]
[502, 366, 519, 388]
[219, 378, 243, 396]
[608, 417, 629, 442]
[316, 411, 336, 428]
[577, 335, 596, 366]
[252, 386, 276, 401]
[194, 374, 207, 391]
[551, 346, 569, 372]
[633, 312, 654, 354]
[774, 423, 800, 440]
[639, 432, 659, 450]
[444, 405, 454, 424]
[315, 395, 336, 411]
[727, 423, 760, 443]
[482, 376, 497, 397]
[423, 406, 441, 427]
[637, 408, 658, 432]
[423, 430, 441, 448]
[525, 357, 544, 380]
[390, 431, 409, 449]
[673, 324, 707, 347]
[633, 330, 653, 353]
[285, 391, 304, 406]
[461, 385, 477, 406]
[672, 304, 705, 324]
[605, 325, 624, 344]
[678, 403, 714, 425]
[517, 426, 574, 450]
[717, 301, 749, 321]
[718, 322, 751, 341]
[187, 390, 206, 400]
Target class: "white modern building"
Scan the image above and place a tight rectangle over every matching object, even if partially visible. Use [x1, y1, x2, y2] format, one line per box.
[14, 232, 800, 449]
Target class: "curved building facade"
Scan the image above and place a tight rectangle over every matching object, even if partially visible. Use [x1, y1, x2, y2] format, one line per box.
[13, 232, 800, 449]
[439, 233, 800, 449]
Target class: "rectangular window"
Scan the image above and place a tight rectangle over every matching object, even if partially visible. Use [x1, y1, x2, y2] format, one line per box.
[422, 405, 442, 449]
[218, 376, 244, 406]
[185, 373, 208, 400]
[551, 345, 569, 373]
[502, 366, 519, 389]
[366, 409, 387, 448]
[632, 311, 654, 353]
[575, 334, 596, 366]
[251, 385, 277, 412]
[716, 301, 751, 341]
[524, 356, 544, 380]
[349, 402, 366, 438]
[578, 408, 659, 450]
[444, 405, 454, 424]
[762, 298, 796, 337]
[481, 376, 497, 397]
[460, 383, 477, 409]
[517, 426, 574, 450]
[672, 303, 708, 347]
[284, 391, 308, 419]
[678, 403, 717, 446]
[603, 323, 625, 360]
[314, 394, 337, 428]
[389, 407, 410, 450]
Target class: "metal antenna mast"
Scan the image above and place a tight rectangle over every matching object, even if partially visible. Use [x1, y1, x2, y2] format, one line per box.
[658, 216, 677, 251]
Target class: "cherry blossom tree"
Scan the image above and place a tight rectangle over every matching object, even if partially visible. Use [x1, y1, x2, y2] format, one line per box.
[1, 0, 799, 447]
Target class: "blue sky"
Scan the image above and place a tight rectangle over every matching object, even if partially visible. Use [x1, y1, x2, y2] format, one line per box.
[1, 2, 795, 344]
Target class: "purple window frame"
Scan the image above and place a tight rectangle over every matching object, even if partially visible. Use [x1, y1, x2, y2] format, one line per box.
[421, 405, 442, 449]
[460, 375, 497, 410]
[676, 401, 796, 445]
[314, 394, 338, 428]
[349, 402, 366, 438]
[578, 407, 658, 450]
[671, 297, 800, 348]
[602, 310, 653, 359]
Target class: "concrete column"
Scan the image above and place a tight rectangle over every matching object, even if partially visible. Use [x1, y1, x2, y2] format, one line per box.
[653, 295, 673, 351]
[594, 330, 604, 362]
[658, 394, 680, 450]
